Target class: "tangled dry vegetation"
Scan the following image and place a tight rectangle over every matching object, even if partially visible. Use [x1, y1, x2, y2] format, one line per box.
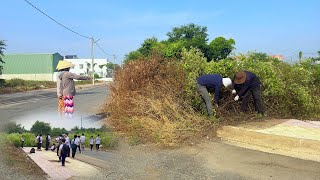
[105, 56, 212, 145]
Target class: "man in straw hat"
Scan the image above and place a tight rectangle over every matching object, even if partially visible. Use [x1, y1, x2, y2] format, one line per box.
[56, 60, 91, 118]
[196, 74, 232, 117]
[232, 71, 265, 117]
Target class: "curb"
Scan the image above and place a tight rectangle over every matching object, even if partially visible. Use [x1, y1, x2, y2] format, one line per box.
[217, 126, 320, 161]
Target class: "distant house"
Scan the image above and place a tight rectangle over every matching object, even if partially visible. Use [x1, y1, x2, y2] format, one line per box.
[270, 55, 284, 61]
[64, 58, 108, 78]
[0, 53, 62, 81]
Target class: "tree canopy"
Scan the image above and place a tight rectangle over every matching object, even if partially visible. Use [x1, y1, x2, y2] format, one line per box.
[124, 23, 235, 62]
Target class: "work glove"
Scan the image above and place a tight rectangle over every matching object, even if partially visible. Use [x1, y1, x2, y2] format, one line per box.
[234, 95, 239, 101]
[232, 89, 236, 94]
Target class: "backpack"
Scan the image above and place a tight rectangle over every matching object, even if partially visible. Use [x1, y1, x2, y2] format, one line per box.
[30, 148, 35, 153]
[71, 139, 77, 149]
[61, 144, 69, 155]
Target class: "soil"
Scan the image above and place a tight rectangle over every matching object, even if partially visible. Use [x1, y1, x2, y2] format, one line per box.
[0, 136, 47, 179]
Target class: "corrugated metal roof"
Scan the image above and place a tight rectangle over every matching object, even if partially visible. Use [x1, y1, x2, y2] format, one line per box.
[2, 53, 63, 74]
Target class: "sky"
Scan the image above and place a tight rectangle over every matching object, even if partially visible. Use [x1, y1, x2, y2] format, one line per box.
[1, 0, 320, 64]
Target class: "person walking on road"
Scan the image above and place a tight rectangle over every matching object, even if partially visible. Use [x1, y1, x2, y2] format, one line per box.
[57, 60, 90, 118]
[232, 71, 265, 117]
[196, 74, 232, 117]
[95, 135, 101, 151]
[65, 133, 71, 157]
[80, 133, 86, 152]
[76, 135, 81, 153]
[21, 135, 24, 149]
[56, 135, 62, 157]
[58, 138, 68, 166]
[45, 133, 51, 151]
[71, 135, 78, 158]
[90, 136, 94, 151]
[36, 134, 42, 150]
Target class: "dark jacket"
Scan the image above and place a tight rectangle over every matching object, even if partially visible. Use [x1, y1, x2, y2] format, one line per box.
[232, 71, 261, 97]
[196, 74, 222, 104]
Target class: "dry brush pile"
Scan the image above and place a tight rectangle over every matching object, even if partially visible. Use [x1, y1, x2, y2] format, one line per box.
[105, 56, 212, 145]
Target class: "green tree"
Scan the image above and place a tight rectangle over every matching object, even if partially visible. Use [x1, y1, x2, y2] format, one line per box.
[0, 40, 6, 75]
[166, 23, 209, 59]
[209, 37, 235, 61]
[30, 121, 51, 135]
[124, 51, 143, 63]
[138, 37, 159, 56]
[167, 23, 208, 42]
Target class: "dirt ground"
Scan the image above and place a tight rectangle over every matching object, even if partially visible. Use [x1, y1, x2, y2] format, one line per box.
[0, 136, 47, 179]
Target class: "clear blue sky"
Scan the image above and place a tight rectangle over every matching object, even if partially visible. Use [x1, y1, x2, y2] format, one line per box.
[2, 0, 320, 63]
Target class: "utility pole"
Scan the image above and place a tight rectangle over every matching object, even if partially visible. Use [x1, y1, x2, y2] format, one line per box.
[91, 37, 95, 85]
[90, 38, 100, 85]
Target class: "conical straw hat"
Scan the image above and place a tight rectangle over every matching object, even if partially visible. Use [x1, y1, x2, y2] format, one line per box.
[56, 60, 75, 70]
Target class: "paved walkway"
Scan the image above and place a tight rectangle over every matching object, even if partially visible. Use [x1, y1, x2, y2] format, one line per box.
[22, 147, 100, 179]
[217, 119, 320, 162]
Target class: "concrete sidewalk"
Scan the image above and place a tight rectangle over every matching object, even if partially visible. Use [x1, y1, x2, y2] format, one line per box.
[217, 119, 320, 162]
[22, 147, 100, 179]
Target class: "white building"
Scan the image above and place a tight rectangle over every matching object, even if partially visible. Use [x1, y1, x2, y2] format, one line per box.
[65, 58, 108, 77]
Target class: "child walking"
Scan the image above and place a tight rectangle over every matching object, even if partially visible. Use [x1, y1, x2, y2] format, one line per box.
[21, 135, 24, 148]
[90, 136, 94, 151]
[95, 134, 101, 151]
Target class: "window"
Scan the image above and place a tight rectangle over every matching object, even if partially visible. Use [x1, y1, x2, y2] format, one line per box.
[79, 64, 83, 69]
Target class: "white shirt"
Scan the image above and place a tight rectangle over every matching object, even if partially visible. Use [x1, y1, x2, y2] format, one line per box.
[95, 137, 100, 144]
[90, 138, 94, 145]
[65, 136, 70, 147]
[40, 136, 43, 143]
[75, 137, 80, 146]
[80, 136, 86, 144]
[46, 135, 51, 141]
[21, 137, 24, 142]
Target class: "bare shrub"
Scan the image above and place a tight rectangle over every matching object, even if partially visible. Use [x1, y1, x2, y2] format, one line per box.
[105, 56, 212, 145]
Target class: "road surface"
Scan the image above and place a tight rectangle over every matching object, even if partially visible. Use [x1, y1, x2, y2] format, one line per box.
[0, 84, 108, 131]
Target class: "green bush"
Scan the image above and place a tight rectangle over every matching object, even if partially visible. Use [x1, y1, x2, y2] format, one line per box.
[94, 73, 100, 79]
[181, 48, 320, 119]
[5, 78, 26, 87]
[6, 133, 37, 147]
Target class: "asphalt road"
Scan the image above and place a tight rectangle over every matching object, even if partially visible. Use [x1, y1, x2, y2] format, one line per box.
[0, 84, 108, 131]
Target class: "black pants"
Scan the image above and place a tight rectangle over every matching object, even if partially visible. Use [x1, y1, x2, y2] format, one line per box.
[77, 145, 81, 153]
[21, 141, 24, 148]
[61, 154, 67, 166]
[90, 144, 93, 151]
[37, 143, 42, 150]
[45, 141, 50, 150]
[71, 148, 77, 158]
[241, 86, 265, 114]
[67, 147, 71, 157]
[96, 144, 100, 150]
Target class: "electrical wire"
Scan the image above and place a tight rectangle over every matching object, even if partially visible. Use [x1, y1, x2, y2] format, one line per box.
[95, 42, 112, 57]
[23, 0, 91, 39]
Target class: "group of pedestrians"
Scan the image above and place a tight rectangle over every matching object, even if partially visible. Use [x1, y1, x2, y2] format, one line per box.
[56, 60, 91, 118]
[197, 71, 265, 117]
[54, 133, 101, 166]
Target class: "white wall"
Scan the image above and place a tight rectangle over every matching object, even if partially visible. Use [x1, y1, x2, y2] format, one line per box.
[64, 58, 108, 77]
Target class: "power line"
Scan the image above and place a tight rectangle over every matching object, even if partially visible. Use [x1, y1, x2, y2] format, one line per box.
[95, 42, 112, 57]
[23, 0, 90, 39]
